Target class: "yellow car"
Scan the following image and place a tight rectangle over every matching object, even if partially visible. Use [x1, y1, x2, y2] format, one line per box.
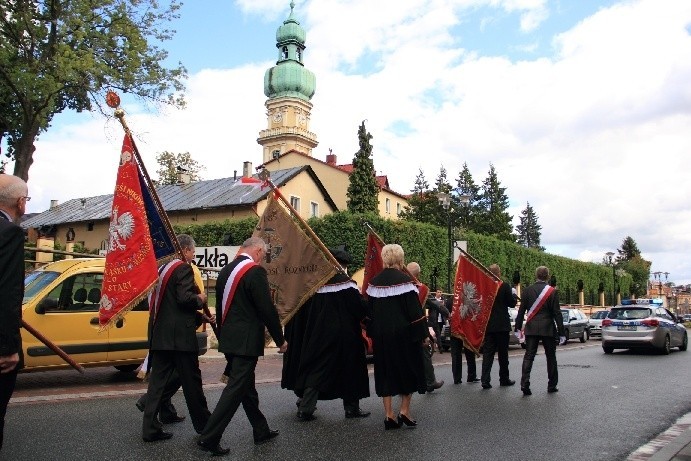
[21, 258, 208, 372]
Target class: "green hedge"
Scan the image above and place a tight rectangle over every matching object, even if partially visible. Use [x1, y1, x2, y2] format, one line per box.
[175, 211, 631, 304]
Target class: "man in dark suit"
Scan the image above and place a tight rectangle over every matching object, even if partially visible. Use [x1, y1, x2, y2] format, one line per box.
[197, 237, 287, 456]
[481, 264, 518, 389]
[0, 174, 28, 451]
[514, 266, 565, 395]
[141, 234, 211, 442]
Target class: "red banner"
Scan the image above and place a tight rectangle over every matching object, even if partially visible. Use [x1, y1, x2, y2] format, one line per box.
[99, 135, 159, 330]
[361, 231, 384, 297]
[449, 252, 501, 355]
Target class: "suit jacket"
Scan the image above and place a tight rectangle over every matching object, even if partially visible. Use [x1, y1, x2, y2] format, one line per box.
[0, 213, 24, 368]
[486, 281, 517, 333]
[149, 261, 203, 352]
[215, 255, 285, 357]
[425, 295, 449, 326]
[515, 280, 564, 337]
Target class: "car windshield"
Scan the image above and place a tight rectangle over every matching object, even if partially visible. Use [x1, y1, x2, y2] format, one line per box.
[607, 308, 651, 320]
[23, 271, 60, 304]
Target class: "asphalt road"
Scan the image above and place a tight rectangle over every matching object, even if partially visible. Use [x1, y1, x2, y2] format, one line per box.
[4, 342, 691, 461]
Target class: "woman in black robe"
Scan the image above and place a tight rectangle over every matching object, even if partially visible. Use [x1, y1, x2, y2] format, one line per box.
[366, 244, 428, 429]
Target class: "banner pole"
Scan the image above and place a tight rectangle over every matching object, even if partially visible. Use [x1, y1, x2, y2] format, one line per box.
[21, 320, 85, 373]
[258, 169, 345, 273]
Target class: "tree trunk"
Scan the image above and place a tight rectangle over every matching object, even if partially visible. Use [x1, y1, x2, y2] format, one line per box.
[12, 128, 39, 182]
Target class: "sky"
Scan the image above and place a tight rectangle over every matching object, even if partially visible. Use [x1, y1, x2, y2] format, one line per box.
[7, 0, 691, 286]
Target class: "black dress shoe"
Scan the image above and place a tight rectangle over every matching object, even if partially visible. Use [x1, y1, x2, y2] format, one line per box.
[254, 429, 279, 445]
[521, 387, 532, 396]
[142, 431, 173, 442]
[454, 379, 461, 384]
[160, 414, 186, 424]
[500, 379, 516, 386]
[397, 413, 417, 427]
[481, 382, 492, 389]
[426, 380, 444, 392]
[467, 377, 480, 383]
[197, 439, 230, 456]
[345, 409, 371, 418]
[548, 387, 559, 393]
[384, 417, 402, 430]
[296, 411, 316, 422]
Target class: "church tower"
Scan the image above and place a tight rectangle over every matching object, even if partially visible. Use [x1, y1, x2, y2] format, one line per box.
[257, 1, 318, 163]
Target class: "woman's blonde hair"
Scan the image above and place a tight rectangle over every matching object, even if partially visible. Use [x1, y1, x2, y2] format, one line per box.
[381, 244, 405, 270]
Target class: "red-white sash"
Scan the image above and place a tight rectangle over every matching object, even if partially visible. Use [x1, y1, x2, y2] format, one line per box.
[525, 284, 555, 325]
[221, 258, 257, 325]
[148, 259, 185, 323]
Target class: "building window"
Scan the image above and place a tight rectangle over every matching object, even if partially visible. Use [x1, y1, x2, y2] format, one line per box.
[310, 201, 319, 218]
[397, 203, 401, 216]
[385, 198, 391, 214]
[87, 222, 94, 231]
[290, 196, 301, 213]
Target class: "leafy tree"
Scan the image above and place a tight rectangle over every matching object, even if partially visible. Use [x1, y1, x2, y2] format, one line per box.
[0, 0, 187, 180]
[617, 236, 641, 261]
[346, 121, 379, 213]
[618, 255, 651, 298]
[476, 163, 514, 241]
[400, 168, 438, 224]
[455, 162, 481, 233]
[155, 151, 205, 185]
[515, 201, 544, 250]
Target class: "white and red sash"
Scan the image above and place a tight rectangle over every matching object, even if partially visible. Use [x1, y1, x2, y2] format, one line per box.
[525, 284, 555, 324]
[221, 257, 258, 325]
[148, 259, 185, 323]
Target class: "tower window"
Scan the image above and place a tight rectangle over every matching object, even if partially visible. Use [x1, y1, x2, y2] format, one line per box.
[281, 46, 288, 60]
[296, 48, 302, 62]
[272, 150, 280, 160]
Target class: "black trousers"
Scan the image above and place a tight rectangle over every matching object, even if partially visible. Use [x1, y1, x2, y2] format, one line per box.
[481, 331, 511, 385]
[137, 370, 181, 420]
[520, 335, 558, 390]
[0, 367, 18, 450]
[421, 343, 437, 387]
[298, 387, 359, 414]
[450, 336, 477, 383]
[199, 354, 271, 445]
[142, 350, 210, 438]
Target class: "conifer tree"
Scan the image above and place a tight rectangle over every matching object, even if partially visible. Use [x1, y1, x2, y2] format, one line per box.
[516, 202, 544, 250]
[476, 163, 514, 241]
[617, 236, 641, 261]
[346, 121, 379, 213]
[455, 162, 482, 233]
[155, 151, 205, 185]
[400, 168, 438, 223]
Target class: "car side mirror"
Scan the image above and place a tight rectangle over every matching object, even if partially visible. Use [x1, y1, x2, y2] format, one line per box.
[570, 317, 577, 321]
[35, 298, 58, 314]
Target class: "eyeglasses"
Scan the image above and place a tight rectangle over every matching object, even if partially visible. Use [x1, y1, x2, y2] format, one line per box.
[21, 196, 31, 202]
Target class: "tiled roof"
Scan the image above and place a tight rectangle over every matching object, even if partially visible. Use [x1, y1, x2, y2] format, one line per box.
[22, 166, 331, 228]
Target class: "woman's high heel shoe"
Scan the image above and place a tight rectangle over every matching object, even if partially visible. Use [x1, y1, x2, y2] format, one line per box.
[384, 417, 402, 430]
[397, 413, 417, 427]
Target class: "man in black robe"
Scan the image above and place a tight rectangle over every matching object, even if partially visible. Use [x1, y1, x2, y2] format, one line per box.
[282, 246, 370, 421]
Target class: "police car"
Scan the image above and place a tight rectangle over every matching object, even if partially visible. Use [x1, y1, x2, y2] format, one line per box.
[601, 299, 688, 355]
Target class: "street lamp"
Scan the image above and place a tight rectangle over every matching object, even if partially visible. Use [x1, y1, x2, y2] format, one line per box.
[438, 190, 470, 293]
[605, 251, 615, 306]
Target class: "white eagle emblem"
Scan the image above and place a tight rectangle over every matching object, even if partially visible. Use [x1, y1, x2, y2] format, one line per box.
[100, 294, 113, 311]
[460, 281, 483, 321]
[120, 148, 133, 165]
[108, 206, 135, 251]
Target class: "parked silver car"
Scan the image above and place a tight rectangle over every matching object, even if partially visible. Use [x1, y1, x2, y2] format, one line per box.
[588, 310, 609, 338]
[601, 299, 688, 354]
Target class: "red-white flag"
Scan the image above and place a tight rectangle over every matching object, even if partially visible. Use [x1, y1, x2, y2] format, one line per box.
[449, 251, 501, 355]
[361, 231, 384, 297]
[99, 135, 159, 330]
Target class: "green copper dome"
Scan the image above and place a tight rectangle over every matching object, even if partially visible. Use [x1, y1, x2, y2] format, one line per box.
[264, 1, 316, 102]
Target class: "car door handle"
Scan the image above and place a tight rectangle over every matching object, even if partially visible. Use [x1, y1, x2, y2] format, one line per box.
[115, 318, 124, 328]
[90, 317, 99, 325]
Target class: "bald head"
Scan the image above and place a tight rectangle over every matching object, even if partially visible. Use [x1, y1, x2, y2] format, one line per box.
[0, 174, 28, 220]
[406, 262, 421, 278]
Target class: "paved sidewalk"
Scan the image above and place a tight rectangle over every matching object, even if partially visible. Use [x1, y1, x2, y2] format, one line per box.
[628, 413, 691, 461]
